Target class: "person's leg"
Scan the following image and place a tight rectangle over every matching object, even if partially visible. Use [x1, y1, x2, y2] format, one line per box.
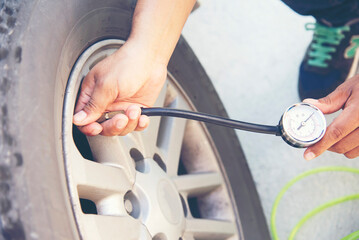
[281, 0, 359, 100]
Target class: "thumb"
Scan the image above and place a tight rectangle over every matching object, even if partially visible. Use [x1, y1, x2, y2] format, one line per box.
[73, 81, 113, 126]
[303, 87, 351, 114]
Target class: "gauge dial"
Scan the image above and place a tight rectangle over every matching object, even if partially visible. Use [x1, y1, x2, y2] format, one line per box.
[280, 103, 326, 148]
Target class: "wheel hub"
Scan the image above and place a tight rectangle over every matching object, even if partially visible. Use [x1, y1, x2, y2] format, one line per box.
[134, 159, 185, 238]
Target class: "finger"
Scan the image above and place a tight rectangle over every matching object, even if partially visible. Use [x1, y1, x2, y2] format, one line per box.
[329, 128, 359, 154]
[73, 76, 115, 126]
[304, 104, 359, 160]
[344, 145, 359, 159]
[74, 73, 95, 113]
[120, 105, 141, 136]
[303, 85, 351, 114]
[135, 115, 150, 131]
[77, 122, 103, 136]
[100, 113, 129, 136]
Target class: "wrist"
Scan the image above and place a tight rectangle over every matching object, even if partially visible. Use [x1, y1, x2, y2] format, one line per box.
[118, 38, 169, 68]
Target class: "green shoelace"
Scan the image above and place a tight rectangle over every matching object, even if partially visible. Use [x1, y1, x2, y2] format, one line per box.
[306, 23, 350, 68]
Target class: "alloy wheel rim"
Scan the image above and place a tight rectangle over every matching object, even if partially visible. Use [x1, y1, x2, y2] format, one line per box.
[62, 39, 240, 240]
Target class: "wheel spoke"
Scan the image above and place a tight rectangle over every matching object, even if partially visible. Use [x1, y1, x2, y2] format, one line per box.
[141, 82, 168, 157]
[173, 172, 222, 197]
[156, 99, 188, 176]
[185, 219, 236, 239]
[71, 151, 132, 202]
[158, 116, 187, 176]
[80, 215, 151, 240]
[96, 194, 125, 216]
[87, 135, 136, 182]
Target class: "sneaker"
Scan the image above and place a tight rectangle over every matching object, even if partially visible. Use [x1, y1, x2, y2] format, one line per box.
[298, 19, 359, 100]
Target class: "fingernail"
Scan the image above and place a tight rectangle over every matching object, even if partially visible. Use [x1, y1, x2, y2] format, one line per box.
[139, 119, 146, 128]
[304, 151, 316, 161]
[129, 110, 139, 120]
[74, 110, 87, 123]
[92, 126, 102, 135]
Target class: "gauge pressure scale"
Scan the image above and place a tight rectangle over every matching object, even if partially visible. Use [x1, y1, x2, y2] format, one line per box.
[279, 103, 326, 148]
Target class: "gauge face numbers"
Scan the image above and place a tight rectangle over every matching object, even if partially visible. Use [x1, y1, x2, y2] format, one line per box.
[281, 103, 326, 147]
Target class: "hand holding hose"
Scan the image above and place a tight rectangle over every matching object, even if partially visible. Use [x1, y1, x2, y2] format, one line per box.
[72, 0, 196, 136]
[72, 41, 167, 136]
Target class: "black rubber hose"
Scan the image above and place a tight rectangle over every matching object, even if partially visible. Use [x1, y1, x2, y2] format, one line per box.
[141, 108, 280, 135]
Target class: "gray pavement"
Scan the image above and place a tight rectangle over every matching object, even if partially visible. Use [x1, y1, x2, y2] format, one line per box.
[182, 1, 359, 239]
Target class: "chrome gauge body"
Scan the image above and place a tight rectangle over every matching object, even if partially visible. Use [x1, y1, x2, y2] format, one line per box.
[279, 103, 326, 148]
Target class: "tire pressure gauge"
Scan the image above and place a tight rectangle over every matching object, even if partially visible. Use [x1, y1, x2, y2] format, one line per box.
[279, 103, 326, 148]
[97, 102, 327, 149]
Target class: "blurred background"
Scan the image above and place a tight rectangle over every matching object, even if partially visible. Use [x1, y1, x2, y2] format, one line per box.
[182, 0, 359, 239]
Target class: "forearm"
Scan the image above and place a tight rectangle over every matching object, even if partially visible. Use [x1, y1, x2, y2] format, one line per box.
[127, 0, 196, 65]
